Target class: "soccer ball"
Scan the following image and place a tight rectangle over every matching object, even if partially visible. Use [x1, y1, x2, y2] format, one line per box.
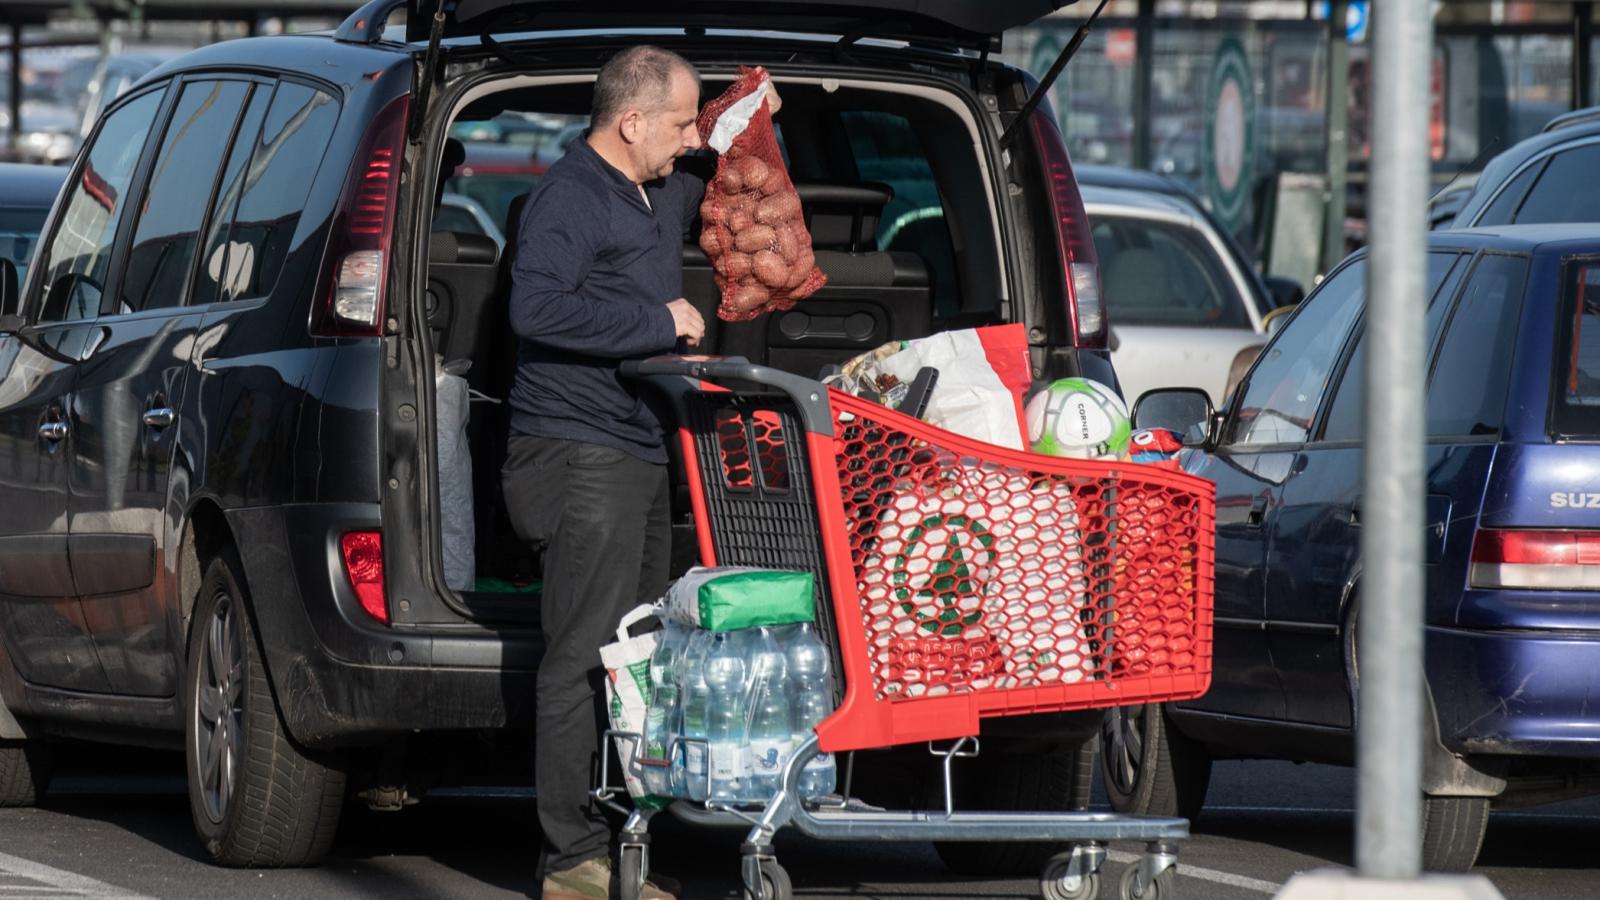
[1025, 378, 1131, 459]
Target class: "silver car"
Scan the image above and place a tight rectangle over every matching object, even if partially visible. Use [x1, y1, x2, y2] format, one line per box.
[1085, 184, 1277, 407]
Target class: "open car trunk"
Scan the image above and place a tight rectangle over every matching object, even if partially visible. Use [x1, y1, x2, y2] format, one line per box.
[414, 62, 1023, 617]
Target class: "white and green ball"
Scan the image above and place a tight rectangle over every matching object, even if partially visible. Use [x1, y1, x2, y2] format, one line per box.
[1025, 377, 1131, 459]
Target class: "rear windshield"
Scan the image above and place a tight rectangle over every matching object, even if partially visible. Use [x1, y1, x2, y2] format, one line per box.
[1553, 260, 1600, 438]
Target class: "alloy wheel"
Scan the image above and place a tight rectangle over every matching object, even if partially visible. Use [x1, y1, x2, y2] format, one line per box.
[193, 591, 245, 825]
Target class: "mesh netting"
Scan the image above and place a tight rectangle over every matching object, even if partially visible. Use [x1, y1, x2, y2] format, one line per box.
[696, 66, 826, 321]
[828, 390, 1208, 702]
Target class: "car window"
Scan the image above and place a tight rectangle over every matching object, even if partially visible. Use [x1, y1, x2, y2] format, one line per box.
[434, 204, 485, 236]
[33, 88, 165, 325]
[1092, 216, 1246, 328]
[1551, 261, 1600, 438]
[117, 80, 250, 315]
[1472, 157, 1545, 227]
[0, 208, 50, 290]
[214, 81, 339, 302]
[1426, 253, 1528, 437]
[1510, 145, 1600, 226]
[191, 85, 272, 307]
[1320, 252, 1465, 443]
[1227, 258, 1366, 446]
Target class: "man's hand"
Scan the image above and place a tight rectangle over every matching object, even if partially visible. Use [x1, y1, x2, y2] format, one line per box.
[667, 298, 705, 347]
[765, 81, 782, 115]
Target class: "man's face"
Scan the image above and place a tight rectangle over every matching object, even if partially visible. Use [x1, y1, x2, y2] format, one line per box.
[633, 68, 701, 181]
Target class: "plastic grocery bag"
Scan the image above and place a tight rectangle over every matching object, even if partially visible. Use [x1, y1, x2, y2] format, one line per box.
[599, 604, 671, 809]
[830, 325, 1033, 449]
[666, 567, 815, 632]
[435, 358, 474, 591]
[696, 66, 826, 321]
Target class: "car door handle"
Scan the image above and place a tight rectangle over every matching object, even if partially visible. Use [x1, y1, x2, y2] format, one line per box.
[1246, 495, 1269, 527]
[142, 407, 175, 429]
[38, 421, 68, 442]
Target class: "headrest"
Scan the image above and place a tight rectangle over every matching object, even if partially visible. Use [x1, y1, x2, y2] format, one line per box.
[795, 182, 894, 251]
[429, 230, 500, 265]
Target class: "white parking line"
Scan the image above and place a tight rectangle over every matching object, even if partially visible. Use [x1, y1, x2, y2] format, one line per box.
[0, 851, 150, 900]
[1107, 849, 1283, 894]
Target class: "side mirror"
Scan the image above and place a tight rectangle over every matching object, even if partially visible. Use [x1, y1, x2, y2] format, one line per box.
[1132, 387, 1215, 447]
[0, 259, 20, 334]
[1263, 274, 1305, 309]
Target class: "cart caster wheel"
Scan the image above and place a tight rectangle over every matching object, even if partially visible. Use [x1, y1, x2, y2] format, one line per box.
[618, 843, 648, 900]
[1041, 852, 1100, 900]
[1118, 862, 1176, 900]
[741, 858, 792, 900]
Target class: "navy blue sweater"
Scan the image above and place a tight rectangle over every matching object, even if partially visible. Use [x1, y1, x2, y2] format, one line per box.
[507, 140, 706, 463]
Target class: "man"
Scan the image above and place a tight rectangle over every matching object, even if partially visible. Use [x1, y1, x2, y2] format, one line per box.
[500, 45, 707, 900]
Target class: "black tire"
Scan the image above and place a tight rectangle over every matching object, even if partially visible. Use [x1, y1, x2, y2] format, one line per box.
[0, 741, 50, 807]
[184, 550, 346, 867]
[1040, 850, 1100, 900]
[933, 739, 1094, 876]
[742, 858, 791, 900]
[1118, 863, 1177, 900]
[1101, 703, 1210, 821]
[618, 844, 646, 900]
[1421, 795, 1489, 872]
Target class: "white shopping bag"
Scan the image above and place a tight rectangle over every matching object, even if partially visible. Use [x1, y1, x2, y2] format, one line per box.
[599, 604, 670, 809]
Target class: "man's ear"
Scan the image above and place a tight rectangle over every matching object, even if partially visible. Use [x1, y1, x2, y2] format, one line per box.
[618, 108, 644, 144]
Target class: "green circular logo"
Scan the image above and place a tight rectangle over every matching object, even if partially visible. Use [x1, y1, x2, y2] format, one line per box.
[891, 512, 996, 638]
[1203, 36, 1255, 231]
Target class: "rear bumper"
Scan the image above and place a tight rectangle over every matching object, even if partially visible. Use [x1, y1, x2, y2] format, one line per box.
[228, 503, 541, 747]
[1428, 624, 1600, 758]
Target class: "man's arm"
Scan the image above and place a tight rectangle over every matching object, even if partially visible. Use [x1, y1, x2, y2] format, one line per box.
[510, 180, 678, 358]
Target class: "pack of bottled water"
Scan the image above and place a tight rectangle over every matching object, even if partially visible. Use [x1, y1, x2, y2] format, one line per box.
[637, 619, 838, 805]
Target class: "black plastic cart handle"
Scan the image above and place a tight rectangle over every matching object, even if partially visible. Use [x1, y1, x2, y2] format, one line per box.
[620, 355, 836, 436]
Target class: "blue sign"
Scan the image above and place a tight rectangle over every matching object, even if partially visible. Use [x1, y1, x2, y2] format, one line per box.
[1319, 1, 1369, 42]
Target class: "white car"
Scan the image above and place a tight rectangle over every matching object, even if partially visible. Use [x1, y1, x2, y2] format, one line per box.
[1085, 183, 1280, 408]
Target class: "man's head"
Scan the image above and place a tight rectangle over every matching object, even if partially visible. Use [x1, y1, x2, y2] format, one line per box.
[589, 45, 701, 183]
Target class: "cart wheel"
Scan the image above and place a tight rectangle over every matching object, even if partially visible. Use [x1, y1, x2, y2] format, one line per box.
[618, 844, 647, 900]
[1040, 851, 1100, 900]
[1118, 862, 1176, 900]
[741, 858, 792, 900]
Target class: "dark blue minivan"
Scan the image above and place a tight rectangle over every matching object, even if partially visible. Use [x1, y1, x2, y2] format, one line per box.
[1108, 225, 1600, 872]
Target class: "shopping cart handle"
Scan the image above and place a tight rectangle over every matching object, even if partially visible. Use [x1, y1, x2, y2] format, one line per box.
[621, 355, 835, 436]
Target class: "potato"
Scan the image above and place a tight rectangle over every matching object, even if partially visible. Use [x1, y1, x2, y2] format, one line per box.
[753, 250, 788, 288]
[733, 282, 770, 311]
[733, 224, 778, 253]
[728, 209, 755, 233]
[736, 156, 770, 192]
[785, 250, 815, 289]
[755, 191, 801, 226]
[699, 198, 725, 227]
[717, 164, 745, 193]
[758, 167, 787, 197]
[716, 250, 754, 279]
[773, 220, 803, 263]
[699, 225, 727, 257]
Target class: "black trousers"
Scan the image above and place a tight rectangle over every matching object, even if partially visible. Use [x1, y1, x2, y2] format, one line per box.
[502, 435, 670, 872]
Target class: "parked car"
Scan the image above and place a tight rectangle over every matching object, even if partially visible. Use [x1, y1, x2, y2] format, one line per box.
[1111, 224, 1600, 872]
[1448, 104, 1600, 229]
[433, 191, 505, 253]
[442, 139, 549, 234]
[1082, 182, 1276, 407]
[0, 0, 1114, 873]
[0, 164, 67, 293]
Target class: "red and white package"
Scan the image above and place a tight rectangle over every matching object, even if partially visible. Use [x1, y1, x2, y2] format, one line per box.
[696, 66, 826, 322]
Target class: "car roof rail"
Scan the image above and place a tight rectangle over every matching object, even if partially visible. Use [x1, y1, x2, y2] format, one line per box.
[336, 0, 410, 43]
[1541, 105, 1600, 134]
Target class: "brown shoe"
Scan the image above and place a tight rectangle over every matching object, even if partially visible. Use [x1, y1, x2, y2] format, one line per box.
[541, 856, 678, 900]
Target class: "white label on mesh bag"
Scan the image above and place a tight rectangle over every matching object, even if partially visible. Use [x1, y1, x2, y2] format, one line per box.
[707, 77, 772, 154]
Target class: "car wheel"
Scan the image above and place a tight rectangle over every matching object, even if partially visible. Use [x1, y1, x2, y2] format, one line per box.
[0, 740, 50, 807]
[1421, 795, 1489, 872]
[185, 550, 346, 867]
[933, 739, 1094, 875]
[1100, 703, 1210, 821]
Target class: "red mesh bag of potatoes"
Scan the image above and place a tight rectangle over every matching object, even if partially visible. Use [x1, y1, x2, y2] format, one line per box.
[696, 66, 826, 322]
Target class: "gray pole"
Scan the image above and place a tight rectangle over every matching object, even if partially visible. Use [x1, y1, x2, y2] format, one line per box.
[1322, 0, 1350, 273]
[1358, 0, 1431, 880]
[7, 25, 20, 161]
[1132, 0, 1155, 169]
[1575, 2, 1594, 110]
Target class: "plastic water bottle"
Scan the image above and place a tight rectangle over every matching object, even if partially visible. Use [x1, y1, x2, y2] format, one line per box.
[641, 622, 686, 797]
[787, 623, 838, 798]
[703, 630, 749, 803]
[743, 627, 792, 802]
[675, 629, 712, 801]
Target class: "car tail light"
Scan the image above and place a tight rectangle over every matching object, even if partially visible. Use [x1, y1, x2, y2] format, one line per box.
[1029, 109, 1104, 349]
[340, 530, 388, 623]
[312, 96, 409, 337]
[1469, 529, 1600, 590]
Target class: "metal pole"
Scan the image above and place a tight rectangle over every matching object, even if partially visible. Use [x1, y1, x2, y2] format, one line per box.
[1358, 0, 1431, 881]
[1575, 2, 1594, 110]
[1322, 0, 1350, 273]
[7, 24, 20, 160]
[1132, 0, 1155, 169]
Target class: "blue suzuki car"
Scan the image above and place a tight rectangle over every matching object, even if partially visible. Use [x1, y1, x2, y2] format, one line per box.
[1107, 225, 1600, 872]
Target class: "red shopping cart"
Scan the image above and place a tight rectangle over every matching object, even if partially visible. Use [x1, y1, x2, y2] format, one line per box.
[601, 357, 1216, 900]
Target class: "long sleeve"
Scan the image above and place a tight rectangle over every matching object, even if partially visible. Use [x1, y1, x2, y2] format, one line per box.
[509, 179, 677, 358]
